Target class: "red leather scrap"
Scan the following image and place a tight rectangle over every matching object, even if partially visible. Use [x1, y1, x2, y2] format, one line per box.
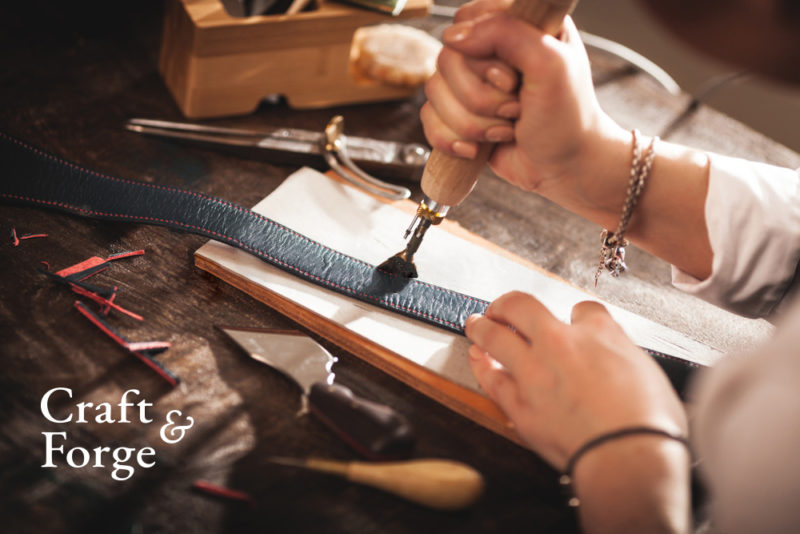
[10, 226, 47, 246]
[192, 480, 255, 506]
[55, 249, 144, 278]
[55, 256, 107, 278]
[102, 286, 119, 316]
[69, 281, 143, 321]
[11, 226, 47, 247]
[74, 301, 179, 387]
[44, 250, 145, 320]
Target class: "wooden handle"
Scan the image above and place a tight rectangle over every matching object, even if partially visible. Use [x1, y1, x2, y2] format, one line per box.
[344, 459, 485, 510]
[421, 0, 579, 207]
[291, 457, 484, 509]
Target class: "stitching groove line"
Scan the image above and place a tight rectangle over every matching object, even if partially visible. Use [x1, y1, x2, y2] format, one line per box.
[2, 132, 484, 307]
[0, 191, 467, 331]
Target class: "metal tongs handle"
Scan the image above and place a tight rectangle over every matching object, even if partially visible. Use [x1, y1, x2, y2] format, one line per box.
[323, 116, 410, 200]
[126, 117, 414, 201]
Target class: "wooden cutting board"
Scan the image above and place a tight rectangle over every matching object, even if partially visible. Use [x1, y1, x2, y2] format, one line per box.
[194, 167, 720, 443]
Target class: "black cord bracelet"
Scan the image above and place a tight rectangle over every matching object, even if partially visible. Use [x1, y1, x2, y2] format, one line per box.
[559, 426, 690, 507]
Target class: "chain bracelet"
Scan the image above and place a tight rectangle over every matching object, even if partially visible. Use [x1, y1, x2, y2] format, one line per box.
[594, 130, 658, 286]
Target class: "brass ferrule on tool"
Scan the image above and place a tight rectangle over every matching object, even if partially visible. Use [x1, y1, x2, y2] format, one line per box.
[378, 197, 451, 278]
[403, 197, 450, 239]
[402, 198, 450, 264]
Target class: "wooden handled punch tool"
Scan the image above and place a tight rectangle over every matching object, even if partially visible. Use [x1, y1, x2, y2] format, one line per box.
[379, 0, 580, 278]
[269, 457, 485, 510]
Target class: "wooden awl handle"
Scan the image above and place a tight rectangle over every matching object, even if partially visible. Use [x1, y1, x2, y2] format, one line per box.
[421, 0, 579, 207]
[302, 457, 486, 510]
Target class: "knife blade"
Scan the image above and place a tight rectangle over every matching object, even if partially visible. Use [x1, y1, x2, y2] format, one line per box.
[219, 327, 415, 460]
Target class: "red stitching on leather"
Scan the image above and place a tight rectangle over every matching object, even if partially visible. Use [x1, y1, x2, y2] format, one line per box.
[0, 191, 468, 330]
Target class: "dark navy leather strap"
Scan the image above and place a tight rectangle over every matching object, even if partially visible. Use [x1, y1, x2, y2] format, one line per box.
[1, 131, 485, 331]
[0, 132, 701, 393]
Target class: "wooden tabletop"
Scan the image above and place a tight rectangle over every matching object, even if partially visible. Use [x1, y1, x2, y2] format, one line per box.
[2, 2, 798, 533]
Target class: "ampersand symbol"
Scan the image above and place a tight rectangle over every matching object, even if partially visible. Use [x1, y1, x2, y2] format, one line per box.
[160, 409, 194, 444]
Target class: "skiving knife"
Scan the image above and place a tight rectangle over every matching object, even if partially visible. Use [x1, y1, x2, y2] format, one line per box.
[219, 327, 415, 460]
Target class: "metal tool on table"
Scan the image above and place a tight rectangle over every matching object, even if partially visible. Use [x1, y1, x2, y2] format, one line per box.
[379, 0, 580, 278]
[219, 327, 415, 460]
[269, 456, 485, 510]
[126, 117, 428, 200]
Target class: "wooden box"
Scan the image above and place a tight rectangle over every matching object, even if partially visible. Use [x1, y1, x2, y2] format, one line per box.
[159, 0, 431, 118]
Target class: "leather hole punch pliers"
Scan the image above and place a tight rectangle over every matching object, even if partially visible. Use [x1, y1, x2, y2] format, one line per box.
[322, 115, 414, 200]
[126, 116, 428, 200]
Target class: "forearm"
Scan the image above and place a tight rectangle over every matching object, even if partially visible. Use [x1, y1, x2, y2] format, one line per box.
[571, 435, 692, 534]
[536, 116, 713, 280]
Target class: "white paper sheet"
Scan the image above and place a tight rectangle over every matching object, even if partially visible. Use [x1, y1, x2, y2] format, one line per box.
[196, 168, 722, 394]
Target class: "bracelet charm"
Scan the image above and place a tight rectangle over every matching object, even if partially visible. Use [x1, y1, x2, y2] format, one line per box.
[595, 129, 658, 285]
[598, 229, 628, 278]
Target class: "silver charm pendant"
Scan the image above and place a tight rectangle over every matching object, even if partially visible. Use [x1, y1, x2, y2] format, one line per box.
[595, 229, 628, 285]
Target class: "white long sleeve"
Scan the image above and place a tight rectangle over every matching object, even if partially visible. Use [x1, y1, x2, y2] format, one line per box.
[672, 154, 800, 532]
[671, 153, 800, 318]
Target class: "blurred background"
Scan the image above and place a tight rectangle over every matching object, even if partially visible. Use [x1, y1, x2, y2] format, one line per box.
[571, 0, 800, 154]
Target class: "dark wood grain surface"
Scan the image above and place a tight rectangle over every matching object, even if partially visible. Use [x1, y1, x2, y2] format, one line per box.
[1, 2, 797, 533]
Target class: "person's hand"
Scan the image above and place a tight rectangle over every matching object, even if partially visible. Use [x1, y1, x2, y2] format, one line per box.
[467, 292, 692, 532]
[465, 291, 687, 470]
[421, 0, 629, 205]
